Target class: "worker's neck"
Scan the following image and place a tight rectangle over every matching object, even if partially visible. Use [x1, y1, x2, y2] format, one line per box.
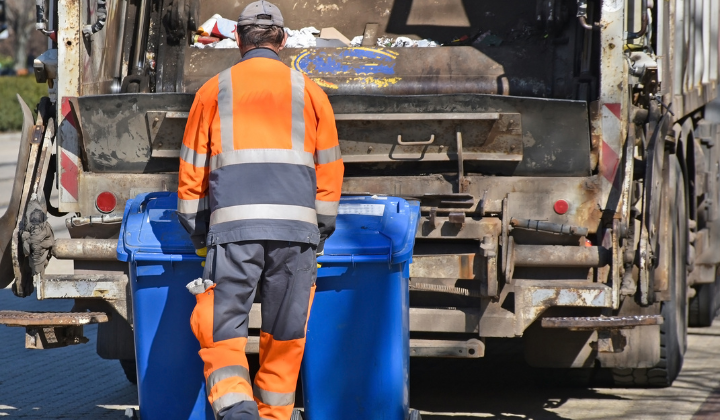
[240, 46, 280, 56]
[239, 47, 282, 63]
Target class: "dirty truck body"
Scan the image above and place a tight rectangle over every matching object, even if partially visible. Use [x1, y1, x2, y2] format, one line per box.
[2, 0, 720, 388]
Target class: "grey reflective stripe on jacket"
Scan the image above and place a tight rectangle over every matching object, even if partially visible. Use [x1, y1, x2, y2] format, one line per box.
[177, 200, 210, 249]
[177, 129, 210, 249]
[314, 145, 341, 241]
[315, 145, 342, 165]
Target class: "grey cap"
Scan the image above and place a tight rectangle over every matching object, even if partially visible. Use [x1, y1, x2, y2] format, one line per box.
[237, 1, 284, 27]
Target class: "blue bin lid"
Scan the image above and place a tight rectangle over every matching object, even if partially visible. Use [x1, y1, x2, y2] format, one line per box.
[322, 196, 420, 264]
[117, 192, 197, 262]
[117, 192, 420, 265]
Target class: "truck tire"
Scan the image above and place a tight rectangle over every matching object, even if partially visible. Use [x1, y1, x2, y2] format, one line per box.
[689, 281, 719, 327]
[120, 359, 138, 385]
[612, 156, 688, 387]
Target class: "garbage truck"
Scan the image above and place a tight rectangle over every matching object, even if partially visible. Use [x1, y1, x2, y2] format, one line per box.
[1, 0, 719, 389]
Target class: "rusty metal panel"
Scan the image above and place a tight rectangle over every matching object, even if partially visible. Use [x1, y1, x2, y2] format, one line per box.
[418, 217, 500, 240]
[409, 307, 479, 333]
[514, 280, 613, 335]
[36, 274, 128, 300]
[330, 94, 591, 177]
[336, 112, 523, 172]
[507, 190, 602, 236]
[345, 175, 603, 230]
[70, 92, 589, 177]
[410, 254, 477, 280]
[74, 93, 193, 173]
[78, 173, 178, 216]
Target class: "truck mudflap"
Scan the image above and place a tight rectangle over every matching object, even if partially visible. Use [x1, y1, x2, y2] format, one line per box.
[0, 96, 41, 290]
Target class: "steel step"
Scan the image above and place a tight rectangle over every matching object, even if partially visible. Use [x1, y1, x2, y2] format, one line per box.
[541, 315, 663, 330]
[0, 310, 108, 350]
[0, 310, 109, 326]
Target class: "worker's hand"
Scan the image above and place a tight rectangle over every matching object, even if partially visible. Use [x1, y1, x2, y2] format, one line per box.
[196, 247, 208, 267]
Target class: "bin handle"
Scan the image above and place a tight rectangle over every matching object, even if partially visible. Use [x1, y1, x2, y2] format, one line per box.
[397, 134, 435, 146]
[316, 254, 390, 265]
[131, 252, 205, 262]
[137, 191, 175, 213]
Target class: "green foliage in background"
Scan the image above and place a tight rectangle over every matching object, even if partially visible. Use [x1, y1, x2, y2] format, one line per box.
[0, 77, 48, 132]
[0, 54, 14, 70]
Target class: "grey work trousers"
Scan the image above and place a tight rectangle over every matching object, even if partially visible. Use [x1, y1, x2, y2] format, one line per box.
[198, 240, 316, 420]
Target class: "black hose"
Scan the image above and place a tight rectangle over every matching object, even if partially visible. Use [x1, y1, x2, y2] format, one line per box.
[627, 0, 649, 40]
[83, 0, 107, 38]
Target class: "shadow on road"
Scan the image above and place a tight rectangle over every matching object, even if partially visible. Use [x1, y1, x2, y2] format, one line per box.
[409, 338, 626, 420]
[0, 290, 137, 419]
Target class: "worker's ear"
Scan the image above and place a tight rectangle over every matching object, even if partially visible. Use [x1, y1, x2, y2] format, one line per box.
[278, 30, 288, 51]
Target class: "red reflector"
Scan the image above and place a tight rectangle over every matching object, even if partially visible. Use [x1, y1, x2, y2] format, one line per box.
[96, 192, 117, 213]
[553, 199, 569, 215]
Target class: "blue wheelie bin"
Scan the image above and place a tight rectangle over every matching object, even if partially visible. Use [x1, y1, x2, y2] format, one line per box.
[301, 196, 421, 420]
[117, 192, 213, 420]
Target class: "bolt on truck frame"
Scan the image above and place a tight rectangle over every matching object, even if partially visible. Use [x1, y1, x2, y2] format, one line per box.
[0, 0, 719, 388]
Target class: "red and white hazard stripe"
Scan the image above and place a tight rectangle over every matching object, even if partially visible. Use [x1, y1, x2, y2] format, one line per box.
[58, 97, 80, 211]
[598, 0, 628, 206]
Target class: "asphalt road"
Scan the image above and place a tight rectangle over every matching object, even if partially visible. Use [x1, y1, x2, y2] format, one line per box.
[0, 131, 719, 419]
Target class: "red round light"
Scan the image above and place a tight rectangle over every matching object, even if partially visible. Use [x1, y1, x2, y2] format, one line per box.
[553, 199, 569, 215]
[96, 192, 117, 213]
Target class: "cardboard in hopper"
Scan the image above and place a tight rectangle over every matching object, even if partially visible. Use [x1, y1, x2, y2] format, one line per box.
[316, 27, 351, 47]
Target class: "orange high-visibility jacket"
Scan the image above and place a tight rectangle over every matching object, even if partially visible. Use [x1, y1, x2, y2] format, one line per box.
[177, 48, 344, 249]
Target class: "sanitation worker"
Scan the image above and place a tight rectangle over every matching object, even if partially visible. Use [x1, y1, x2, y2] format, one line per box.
[177, 2, 344, 418]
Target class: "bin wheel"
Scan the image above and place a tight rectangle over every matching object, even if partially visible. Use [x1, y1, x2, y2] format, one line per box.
[119, 359, 138, 385]
[290, 409, 304, 420]
[409, 409, 422, 420]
